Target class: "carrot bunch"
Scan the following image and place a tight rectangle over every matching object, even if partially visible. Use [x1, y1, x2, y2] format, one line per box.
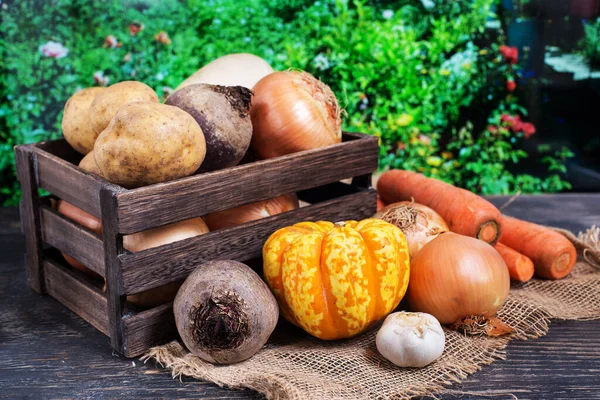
[377, 170, 577, 281]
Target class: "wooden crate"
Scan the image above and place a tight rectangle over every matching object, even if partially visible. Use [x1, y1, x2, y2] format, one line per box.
[14, 132, 378, 357]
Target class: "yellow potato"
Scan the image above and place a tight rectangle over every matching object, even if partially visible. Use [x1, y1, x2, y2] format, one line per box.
[94, 102, 206, 188]
[62, 87, 106, 154]
[89, 81, 158, 134]
[78, 151, 102, 176]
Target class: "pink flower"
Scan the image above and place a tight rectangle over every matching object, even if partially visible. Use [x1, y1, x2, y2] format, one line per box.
[123, 52, 131, 62]
[154, 31, 171, 45]
[93, 71, 109, 86]
[521, 122, 536, 138]
[506, 79, 516, 92]
[487, 125, 499, 133]
[39, 41, 68, 59]
[129, 22, 144, 36]
[417, 134, 431, 145]
[104, 35, 121, 48]
[499, 45, 519, 64]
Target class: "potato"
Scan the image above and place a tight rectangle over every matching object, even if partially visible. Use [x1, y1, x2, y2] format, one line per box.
[89, 81, 158, 134]
[62, 87, 106, 154]
[77, 151, 103, 176]
[165, 84, 252, 172]
[94, 102, 206, 188]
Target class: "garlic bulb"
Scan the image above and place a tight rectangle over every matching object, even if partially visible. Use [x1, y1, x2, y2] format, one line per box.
[376, 311, 445, 368]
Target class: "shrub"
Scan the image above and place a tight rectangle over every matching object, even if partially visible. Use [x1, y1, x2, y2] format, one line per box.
[0, 0, 571, 205]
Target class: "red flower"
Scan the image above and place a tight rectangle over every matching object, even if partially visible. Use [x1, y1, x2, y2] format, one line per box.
[499, 45, 519, 64]
[487, 125, 499, 133]
[129, 22, 144, 36]
[520, 122, 536, 138]
[500, 114, 523, 132]
[506, 79, 516, 92]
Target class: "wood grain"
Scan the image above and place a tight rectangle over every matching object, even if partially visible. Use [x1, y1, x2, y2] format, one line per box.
[43, 256, 109, 335]
[14, 145, 45, 293]
[123, 303, 177, 358]
[100, 188, 127, 355]
[1, 194, 600, 399]
[34, 141, 114, 219]
[120, 188, 377, 295]
[115, 133, 379, 234]
[39, 205, 105, 277]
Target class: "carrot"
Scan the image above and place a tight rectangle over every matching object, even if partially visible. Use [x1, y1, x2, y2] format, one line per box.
[499, 215, 577, 280]
[377, 170, 502, 244]
[494, 242, 535, 282]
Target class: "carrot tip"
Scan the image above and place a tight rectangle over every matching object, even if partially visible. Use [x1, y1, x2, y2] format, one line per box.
[478, 220, 500, 244]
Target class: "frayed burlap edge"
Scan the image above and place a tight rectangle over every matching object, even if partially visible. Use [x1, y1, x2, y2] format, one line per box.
[142, 226, 600, 400]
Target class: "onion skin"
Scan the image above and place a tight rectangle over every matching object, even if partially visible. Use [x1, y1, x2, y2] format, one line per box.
[407, 232, 510, 325]
[374, 201, 449, 258]
[250, 71, 342, 159]
[204, 193, 299, 231]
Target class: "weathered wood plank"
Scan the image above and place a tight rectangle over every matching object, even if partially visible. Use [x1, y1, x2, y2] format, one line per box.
[43, 256, 109, 336]
[120, 188, 377, 295]
[34, 142, 111, 219]
[100, 188, 127, 355]
[39, 205, 105, 277]
[116, 133, 378, 234]
[123, 303, 177, 358]
[14, 145, 45, 293]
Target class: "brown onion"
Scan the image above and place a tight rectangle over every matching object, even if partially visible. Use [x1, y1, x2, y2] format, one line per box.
[374, 201, 449, 258]
[250, 71, 342, 159]
[204, 193, 299, 231]
[407, 232, 510, 325]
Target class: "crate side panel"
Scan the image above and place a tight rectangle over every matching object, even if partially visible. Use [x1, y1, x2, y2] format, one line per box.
[116, 134, 378, 234]
[122, 303, 176, 358]
[120, 189, 377, 294]
[44, 258, 109, 335]
[40, 205, 105, 277]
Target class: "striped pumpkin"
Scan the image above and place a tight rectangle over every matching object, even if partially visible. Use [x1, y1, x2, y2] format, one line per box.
[263, 219, 410, 340]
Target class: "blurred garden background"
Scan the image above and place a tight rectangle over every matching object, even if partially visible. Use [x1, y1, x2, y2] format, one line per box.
[1, 0, 599, 206]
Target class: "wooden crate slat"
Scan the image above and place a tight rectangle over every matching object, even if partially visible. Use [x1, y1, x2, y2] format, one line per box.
[43, 257, 109, 335]
[115, 133, 378, 234]
[14, 145, 45, 293]
[120, 188, 377, 295]
[40, 205, 105, 277]
[35, 143, 108, 219]
[123, 303, 176, 358]
[100, 188, 128, 355]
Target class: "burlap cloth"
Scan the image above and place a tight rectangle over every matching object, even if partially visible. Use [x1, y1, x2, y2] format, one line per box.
[142, 226, 600, 400]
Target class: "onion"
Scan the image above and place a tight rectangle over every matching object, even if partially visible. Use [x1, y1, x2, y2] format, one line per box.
[374, 201, 449, 258]
[204, 193, 299, 231]
[407, 232, 510, 325]
[250, 71, 342, 159]
[123, 217, 209, 253]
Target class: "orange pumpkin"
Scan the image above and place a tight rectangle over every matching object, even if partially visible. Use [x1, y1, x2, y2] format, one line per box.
[263, 219, 410, 340]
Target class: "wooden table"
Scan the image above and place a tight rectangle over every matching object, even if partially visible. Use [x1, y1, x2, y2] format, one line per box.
[1, 194, 599, 399]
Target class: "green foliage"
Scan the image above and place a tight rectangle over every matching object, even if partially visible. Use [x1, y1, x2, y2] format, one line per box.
[1, 0, 571, 206]
[582, 18, 600, 66]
